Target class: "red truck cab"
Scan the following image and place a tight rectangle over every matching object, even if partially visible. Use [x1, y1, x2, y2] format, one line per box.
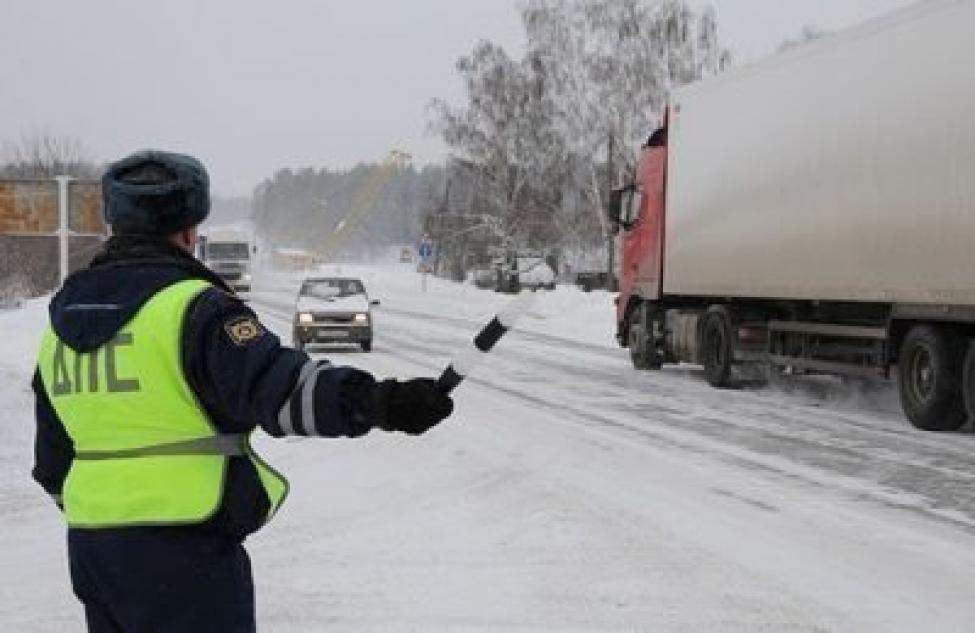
[614, 126, 669, 350]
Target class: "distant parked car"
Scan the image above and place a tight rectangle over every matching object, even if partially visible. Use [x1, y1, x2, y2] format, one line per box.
[515, 257, 556, 291]
[292, 277, 379, 352]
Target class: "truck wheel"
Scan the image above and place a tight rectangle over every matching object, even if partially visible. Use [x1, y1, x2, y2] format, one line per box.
[700, 307, 735, 389]
[360, 339, 373, 352]
[628, 323, 652, 370]
[627, 305, 661, 371]
[898, 325, 966, 431]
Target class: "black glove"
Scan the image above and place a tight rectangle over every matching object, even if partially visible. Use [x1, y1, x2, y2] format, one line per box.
[371, 378, 454, 435]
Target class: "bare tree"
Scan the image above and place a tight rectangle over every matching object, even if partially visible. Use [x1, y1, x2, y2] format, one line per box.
[0, 132, 100, 179]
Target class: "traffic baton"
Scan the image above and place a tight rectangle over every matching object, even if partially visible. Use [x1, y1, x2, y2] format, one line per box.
[436, 290, 538, 394]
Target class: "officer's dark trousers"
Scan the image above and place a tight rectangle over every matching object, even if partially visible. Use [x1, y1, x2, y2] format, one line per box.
[68, 527, 255, 633]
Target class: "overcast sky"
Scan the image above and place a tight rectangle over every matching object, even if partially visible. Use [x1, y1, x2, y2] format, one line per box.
[0, 0, 916, 196]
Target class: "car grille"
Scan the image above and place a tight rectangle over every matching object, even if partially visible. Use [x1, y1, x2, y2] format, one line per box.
[312, 313, 356, 325]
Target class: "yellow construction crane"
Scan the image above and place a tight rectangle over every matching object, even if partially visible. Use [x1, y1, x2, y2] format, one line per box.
[318, 149, 411, 262]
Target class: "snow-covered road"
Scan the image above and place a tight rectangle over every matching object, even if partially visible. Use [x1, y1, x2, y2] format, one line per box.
[4, 264, 975, 631]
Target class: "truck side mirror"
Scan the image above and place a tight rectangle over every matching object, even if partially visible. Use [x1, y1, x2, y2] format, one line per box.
[609, 185, 640, 230]
[607, 189, 624, 225]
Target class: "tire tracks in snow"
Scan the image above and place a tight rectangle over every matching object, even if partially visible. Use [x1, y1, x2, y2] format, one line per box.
[251, 296, 975, 533]
[379, 304, 621, 362]
[373, 324, 975, 535]
[259, 294, 975, 475]
[380, 303, 964, 450]
[377, 304, 975, 461]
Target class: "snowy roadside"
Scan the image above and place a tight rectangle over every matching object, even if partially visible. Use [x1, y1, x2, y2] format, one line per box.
[0, 298, 77, 631]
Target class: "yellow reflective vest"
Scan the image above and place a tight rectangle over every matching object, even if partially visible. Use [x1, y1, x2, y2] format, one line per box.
[37, 279, 288, 528]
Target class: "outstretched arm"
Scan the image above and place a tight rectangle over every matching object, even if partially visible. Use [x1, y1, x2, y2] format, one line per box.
[183, 288, 452, 438]
[183, 288, 377, 437]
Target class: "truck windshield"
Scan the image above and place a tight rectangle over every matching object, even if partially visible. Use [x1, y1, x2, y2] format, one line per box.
[208, 243, 250, 260]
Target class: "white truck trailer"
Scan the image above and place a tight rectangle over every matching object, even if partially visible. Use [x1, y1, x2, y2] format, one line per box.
[611, 0, 975, 431]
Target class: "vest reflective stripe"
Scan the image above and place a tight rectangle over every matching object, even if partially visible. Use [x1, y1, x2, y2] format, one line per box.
[37, 279, 288, 528]
[74, 434, 246, 460]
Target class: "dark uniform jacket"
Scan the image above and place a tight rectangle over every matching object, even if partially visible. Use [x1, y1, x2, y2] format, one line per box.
[32, 236, 377, 539]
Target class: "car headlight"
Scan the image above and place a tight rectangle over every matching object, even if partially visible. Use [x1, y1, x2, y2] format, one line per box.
[241, 273, 252, 282]
[353, 313, 369, 323]
[298, 312, 314, 324]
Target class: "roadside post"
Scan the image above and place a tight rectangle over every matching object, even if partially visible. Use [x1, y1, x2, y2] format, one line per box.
[55, 175, 75, 287]
[418, 235, 433, 293]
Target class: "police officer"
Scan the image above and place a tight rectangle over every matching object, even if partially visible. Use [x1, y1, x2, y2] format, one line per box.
[31, 150, 454, 632]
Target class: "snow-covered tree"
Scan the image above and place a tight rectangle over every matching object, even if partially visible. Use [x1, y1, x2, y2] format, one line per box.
[523, 0, 729, 236]
[429, 41, 568, 248]
[430, 0, 729, 276]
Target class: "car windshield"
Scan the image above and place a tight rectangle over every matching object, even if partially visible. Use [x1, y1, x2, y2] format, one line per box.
[300, 279, 365, 299]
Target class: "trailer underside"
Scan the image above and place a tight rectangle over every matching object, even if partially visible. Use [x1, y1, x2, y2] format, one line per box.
[620, 295, 975, 432]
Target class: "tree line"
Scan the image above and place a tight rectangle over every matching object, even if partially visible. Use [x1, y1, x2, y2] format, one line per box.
[252, 163, 446, 261]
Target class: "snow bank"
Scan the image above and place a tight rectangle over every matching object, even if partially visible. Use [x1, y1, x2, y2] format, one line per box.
[0, 297, 78, 629]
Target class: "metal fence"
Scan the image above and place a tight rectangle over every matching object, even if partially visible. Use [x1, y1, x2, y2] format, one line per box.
[0, 178, 106, 299]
